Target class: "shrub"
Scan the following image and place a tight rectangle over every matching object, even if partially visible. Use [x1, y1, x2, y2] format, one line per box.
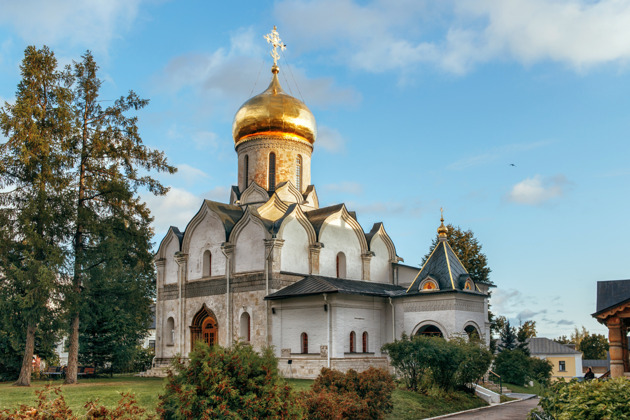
[528, 357, 553, 387]
[0, 385, 153, 419]
[382, 334, 466, 391]
[303, 367, 395, 420]
[157, 342, 304, 419]
[494, 349, 530, 386]
[529, 378, 630, 420]
[452, 338, 493, 390]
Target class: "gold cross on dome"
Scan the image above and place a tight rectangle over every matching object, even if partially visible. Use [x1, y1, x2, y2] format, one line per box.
[264, 26, 286, 66]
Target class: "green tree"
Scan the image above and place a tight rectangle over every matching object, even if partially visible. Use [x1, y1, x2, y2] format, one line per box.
[0, 46, 73, 386]
[571, 326, 589, 350]
[423, 224, 493, 285]
[494, 349, 530, 386]
[64, 51, 175, 384]
[452, 338, 493, 391]
[555, 335, 571, 345]
[158, 342, 303, 419]
[529, 357, 553, 387]
[382, 334, 466, 391]
[498, 320, 517, 352]
[579, 333, 609, 360]
[516, 320, 536, 355]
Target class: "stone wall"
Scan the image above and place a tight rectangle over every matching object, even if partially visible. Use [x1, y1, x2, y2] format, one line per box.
[277, 356, 391, 379]
[236, 136, 312, 194]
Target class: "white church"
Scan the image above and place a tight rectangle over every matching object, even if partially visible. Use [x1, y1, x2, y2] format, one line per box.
[151, 28, 491, 378]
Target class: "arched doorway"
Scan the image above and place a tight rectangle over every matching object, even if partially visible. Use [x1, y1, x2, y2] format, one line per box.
[464, 325, 480, 341]
[416, 324, 444, 338]
[191, 304, 219, 348]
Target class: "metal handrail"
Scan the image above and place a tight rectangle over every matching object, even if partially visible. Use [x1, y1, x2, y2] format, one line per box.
[488, 370, 502, 394]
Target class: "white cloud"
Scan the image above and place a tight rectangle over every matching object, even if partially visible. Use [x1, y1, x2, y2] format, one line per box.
[144, 187, 201, 235]
[316, 125, 347, 153]
[275, 0, 630, 75]
[202, 186, 230, 202]
[154, 27, 360, 116]
[175, 164, 210, 186]
[507, 174, 570, 205]
[0, 0, 145, 54]
[323, 181, 363, 195]
[192, 131, 219, 150]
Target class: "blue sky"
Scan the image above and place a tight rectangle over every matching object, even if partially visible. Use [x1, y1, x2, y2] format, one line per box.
[1, 0, 629, 338]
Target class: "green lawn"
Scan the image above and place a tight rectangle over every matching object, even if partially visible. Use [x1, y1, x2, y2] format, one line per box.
[505, 381, 546, 396]
[0, 376, 165, 416]
[0, 376, 487, 419]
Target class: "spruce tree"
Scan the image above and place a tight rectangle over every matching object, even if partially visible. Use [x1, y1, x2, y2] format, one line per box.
[498, 320, 517, 352]
[63, 52, 175, 384]
[0, 46, 73, 386]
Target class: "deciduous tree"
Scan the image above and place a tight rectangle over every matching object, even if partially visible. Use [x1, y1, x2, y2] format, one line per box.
[579, 333, 609, 360]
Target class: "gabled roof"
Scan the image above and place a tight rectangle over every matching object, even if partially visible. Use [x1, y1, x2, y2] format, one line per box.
[202, 200, 244, 239]
[265, 275, 406, 300]
[593, 279, 630, 316]
[527, 337, 582, 355]
[406, 240, 471, 294]
[305, 204, 345, 235]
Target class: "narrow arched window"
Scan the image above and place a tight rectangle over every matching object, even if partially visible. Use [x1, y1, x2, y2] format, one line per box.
[336, 252, 346, 278]
[349, 331, 356, 353]
[240, 312, 251, 342]
[296, 155, 302, 191]
[301, 332, 308, 354]
[203, 250, 212, 277]
[268, 152, 276, 191]
[166, 317, 175, 346]
[244, 155, 249, 188]
[362, 332, 368, 353]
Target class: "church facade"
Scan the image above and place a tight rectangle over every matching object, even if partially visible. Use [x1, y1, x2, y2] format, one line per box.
[152, 30, 491, 378]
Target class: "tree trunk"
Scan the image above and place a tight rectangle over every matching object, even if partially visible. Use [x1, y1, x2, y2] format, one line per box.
[14, 323, 36, 386]
[64, 313, 80, 384]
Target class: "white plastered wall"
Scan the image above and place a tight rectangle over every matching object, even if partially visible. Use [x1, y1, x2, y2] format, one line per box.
[270, 296, 328, 357]
[279, 217, 310, 274]
[400, 294, 489, 344]
[163, 238, 179, 285]
[234, 221, 265, 273]
[332, 298, 387, 357]
[370, 236, 391, 283]
[186, 213, 227, 280]
[318, 218, 362, 280]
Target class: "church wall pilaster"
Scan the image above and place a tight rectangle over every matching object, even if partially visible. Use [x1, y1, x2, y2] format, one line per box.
[154, 259, 166, 359]
[221, 243, 235, 346]
[309, 242, 323, 275]
[361, 252, 374, 281]
[174, 253, 188, 355]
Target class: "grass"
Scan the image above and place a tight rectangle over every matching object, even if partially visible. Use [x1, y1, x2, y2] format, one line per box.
[0, 376, 164, 416]
[386, 388, 487, 420]
[1, 376, 488, 419]
[505, 380, 546, 396]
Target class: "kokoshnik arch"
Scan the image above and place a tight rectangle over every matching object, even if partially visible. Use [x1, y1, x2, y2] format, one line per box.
[150, 27, 493, 378]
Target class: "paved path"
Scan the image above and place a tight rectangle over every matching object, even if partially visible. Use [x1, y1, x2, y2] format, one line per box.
[435, 397, 540, 420]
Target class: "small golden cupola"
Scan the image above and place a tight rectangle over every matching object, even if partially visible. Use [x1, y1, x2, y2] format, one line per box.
[232, 27, 316, 198]
[437, 207, 448, 240]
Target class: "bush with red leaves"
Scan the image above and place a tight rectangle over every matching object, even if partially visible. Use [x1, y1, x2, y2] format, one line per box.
[302, 367, 395, 420]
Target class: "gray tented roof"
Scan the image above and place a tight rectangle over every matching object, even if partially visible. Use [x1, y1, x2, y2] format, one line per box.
[593, 279, 630, 316]
[527, 337, 582, 355]
[265, 275, 406, 300]
[406, 240, 475, 294]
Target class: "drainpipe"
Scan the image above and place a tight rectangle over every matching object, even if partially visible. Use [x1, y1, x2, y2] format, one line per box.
[265, 236, 277, 346]
[389, 297, 395, 341]
[324, 294, 331, 368]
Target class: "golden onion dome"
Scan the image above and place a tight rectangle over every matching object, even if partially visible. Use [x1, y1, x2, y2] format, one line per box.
[232, 66, 317, 146]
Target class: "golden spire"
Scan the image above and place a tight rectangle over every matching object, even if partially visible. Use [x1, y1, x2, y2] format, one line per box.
[438, 207, 448, 239]
[264, 26, 286, 72]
